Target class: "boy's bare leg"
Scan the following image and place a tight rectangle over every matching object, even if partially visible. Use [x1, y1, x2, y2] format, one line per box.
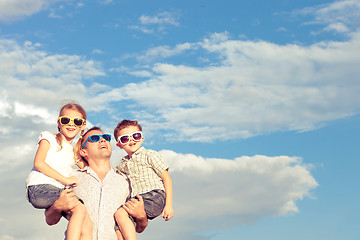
[122, 195, 148, 233]
[80, 213, 92, 240]
[114, 207, 137, 240]
[116, 229, 124, 240]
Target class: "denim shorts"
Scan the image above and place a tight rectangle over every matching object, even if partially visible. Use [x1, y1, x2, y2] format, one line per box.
[27, 184, 63, 209]
[115, 189, 166, 230]
[140, 189, 166, 220]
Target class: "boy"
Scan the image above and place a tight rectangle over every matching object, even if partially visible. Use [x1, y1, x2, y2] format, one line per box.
[114, 120, 174, 240]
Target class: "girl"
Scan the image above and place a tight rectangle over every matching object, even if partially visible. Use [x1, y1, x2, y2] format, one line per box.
[26, 102, 92, 240]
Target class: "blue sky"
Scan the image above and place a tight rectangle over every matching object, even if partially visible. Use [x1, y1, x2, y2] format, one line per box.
[0, 0, 359, 239]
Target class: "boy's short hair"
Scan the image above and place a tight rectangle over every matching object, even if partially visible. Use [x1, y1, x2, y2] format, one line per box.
[114, 120, 142, 140]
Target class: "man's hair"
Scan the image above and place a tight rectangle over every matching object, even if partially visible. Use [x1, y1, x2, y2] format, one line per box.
[74, 126, 103, 162]
[114, 119, 142, 140]
[81, 126, 103, 147]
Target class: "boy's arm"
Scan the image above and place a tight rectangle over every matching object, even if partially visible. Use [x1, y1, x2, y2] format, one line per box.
[34, 140, 78, 186]
[44, 189, 79, 225]
[160, 169, 174, 221]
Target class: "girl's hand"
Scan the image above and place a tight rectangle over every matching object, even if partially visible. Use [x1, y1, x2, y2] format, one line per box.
[63, 176, 79, 187]
[161, 205, 174, 221]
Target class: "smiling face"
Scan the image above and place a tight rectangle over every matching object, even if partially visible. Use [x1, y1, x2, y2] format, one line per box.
[80, 129, 112, 164]
[116, 125, 144, 158]
[58, 108, 86, 143]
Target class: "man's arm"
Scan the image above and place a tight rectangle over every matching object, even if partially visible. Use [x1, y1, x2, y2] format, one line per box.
[44, 188, 79, 225]
[122, 195, 148, 233]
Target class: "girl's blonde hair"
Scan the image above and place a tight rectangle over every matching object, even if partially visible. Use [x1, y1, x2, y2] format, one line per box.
[56, 102, 87, 162]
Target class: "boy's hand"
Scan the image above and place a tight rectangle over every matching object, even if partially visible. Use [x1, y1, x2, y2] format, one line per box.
[161, 205, 174, 221]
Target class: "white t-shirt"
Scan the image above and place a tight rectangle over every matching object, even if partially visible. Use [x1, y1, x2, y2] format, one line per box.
[26, 131, 75, 189]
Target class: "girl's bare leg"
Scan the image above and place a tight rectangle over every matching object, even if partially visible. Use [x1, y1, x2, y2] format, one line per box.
[67, 203, 87, 240]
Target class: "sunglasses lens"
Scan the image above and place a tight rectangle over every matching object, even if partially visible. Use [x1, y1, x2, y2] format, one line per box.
[73, 118, 84, 126]
[120, 136, 130, 144]
[60, 117, 70, 125]
[89, 135, 100, 142]
[103, 134, 111, 141]
[133, 132, 142, 141]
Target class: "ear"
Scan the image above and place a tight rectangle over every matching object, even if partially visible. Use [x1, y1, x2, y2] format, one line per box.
[116, 141, 124, 149]
[79, 148, 88, 160]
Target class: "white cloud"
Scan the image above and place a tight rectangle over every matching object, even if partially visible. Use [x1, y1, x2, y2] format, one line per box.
[135, 150, 318, 240]
[4, 25, 359, 145]
[130, 11, 181, 34]
[139, 11, 180, 26]
[0, 39, 105, 110]
[0, 0, 58, 22]
[324, 22, 349, 33]
[102, 30, 360, 142]
[128, 25, 155, 34]
[0, 38, 107, 173]
[1, 147, 317, 239]
[137, 42, 196, 62]
[92, 49, 104, 55]
[98, 0, 114, 4]
[128, 70, 153, 78]
[276, 27, 287, 32]
[297, 0, 360, 34]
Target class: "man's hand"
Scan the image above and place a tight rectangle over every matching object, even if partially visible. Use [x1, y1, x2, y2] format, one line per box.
[54, 188, 79, 212]
[122, 195, 148, 233]
[44, 188, 79, 225]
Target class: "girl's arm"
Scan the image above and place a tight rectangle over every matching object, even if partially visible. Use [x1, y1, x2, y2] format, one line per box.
[34, 139, 78, 186]
[160, 169, 174, 221]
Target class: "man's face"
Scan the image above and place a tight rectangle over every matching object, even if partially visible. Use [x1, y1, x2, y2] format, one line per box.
[81, 129, 112, 163]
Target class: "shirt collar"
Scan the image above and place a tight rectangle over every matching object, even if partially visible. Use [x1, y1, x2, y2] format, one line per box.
[122, 146, 145, 161]
[77, 166, 115, 182]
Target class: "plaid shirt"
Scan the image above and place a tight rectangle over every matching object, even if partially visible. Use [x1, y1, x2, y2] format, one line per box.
[116, 147, 168, 197]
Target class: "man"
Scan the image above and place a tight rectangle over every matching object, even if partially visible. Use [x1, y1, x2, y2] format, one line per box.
[45, 127, 148, 239]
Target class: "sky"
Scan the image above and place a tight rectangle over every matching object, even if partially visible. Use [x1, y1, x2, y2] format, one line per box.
[0, 0, 359, 239]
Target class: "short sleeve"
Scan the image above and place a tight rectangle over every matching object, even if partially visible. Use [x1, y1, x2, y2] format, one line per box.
[38, 131, 56, 146]
[147, 150, 169, 176]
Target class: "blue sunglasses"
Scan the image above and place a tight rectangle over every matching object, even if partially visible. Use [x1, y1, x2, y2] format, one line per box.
[82, 134, 111, 149]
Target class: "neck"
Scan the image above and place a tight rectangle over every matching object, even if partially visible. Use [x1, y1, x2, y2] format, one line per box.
[61, 133, 74, 144]
[88, 158, 111, 182]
